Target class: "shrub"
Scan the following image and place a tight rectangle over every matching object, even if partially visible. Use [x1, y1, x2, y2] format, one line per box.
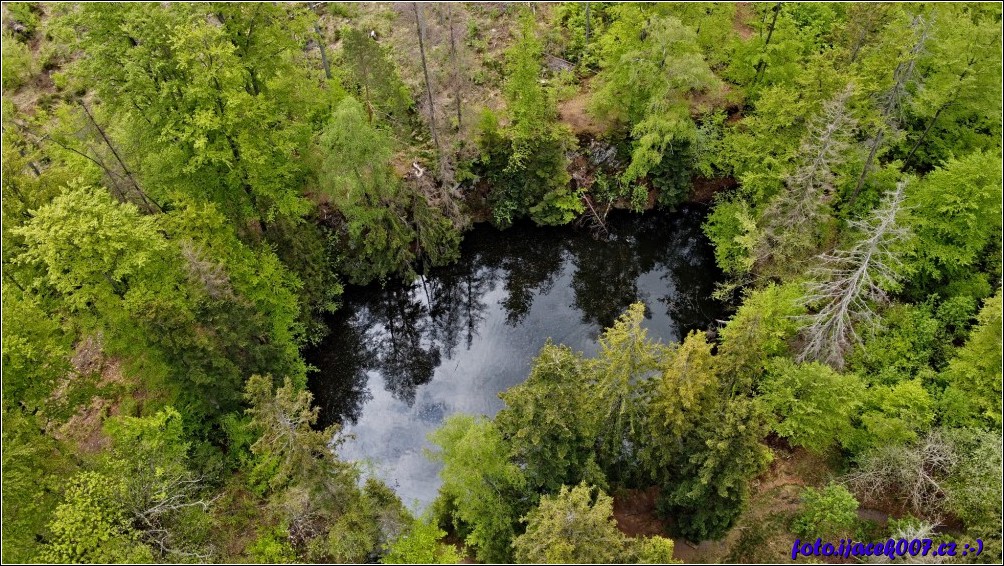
[793, 483, 859, 540]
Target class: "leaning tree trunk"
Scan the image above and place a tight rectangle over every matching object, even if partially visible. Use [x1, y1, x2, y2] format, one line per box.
[850, 15, 928, 204]
[315, 23, 332, 80]
[447, 3, 462, 131]
[80, 102, 162, 213]
[752, 2, 783, 86]
[413, 2, 442, 160]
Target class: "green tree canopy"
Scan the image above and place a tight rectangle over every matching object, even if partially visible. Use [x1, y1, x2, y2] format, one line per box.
[496, 342, 602, 493]
[318, 96, 418, 284]
[939, 291, 1003, 429]
[761, 358, 864, 452]
[428, 414, 528, 563]
[513, 482, 678, 564]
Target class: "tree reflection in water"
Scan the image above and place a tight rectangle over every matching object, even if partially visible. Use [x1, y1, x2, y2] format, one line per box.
[305, 301, 374, 429]
[305, 205, 725, 433]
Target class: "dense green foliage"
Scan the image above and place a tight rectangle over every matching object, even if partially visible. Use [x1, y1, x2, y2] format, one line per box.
[2, 1, 1000, 563]
[513, 483, 678, 564]
[432, 305, 772, 545]
[761, 358, 864, 452]
[475, 17, 577, 227]
[426, 1, 1001, 561]
[793, 483, 859, 540]
[591, 4, 719, 208]
[381, 519, 462, 565]
[428, 414, 526, 563]
[495, 342, 602, 493]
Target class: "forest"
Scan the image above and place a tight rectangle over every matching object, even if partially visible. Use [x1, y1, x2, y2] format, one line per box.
[1, 2, 1001, 564]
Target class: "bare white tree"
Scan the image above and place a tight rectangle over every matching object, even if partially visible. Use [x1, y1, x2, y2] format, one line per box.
[758, 85, 858, 269]
[851, 14, 930, 203]
[796, 181, 909, 368]
[127, 472, 217, 560]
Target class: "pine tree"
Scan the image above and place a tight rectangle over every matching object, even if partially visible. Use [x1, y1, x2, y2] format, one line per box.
[318, 96, 417, 284]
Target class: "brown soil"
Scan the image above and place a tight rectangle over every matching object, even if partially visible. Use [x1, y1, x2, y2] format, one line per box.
[610, 486, 733, 563]
[734, 3, 757, 41]
[392, 152, 417, 179]
[677, 538, 731, 563]
[441, 532, 477, 564]
[210, 481, 271, 560]
[690, 176, 738, 203]
[688, 83, 734, 117]
[613, 486, 665, 538]
[51, 396, 112, 455]
[558, 82, 608, 137]
[49, 335, 150, 456]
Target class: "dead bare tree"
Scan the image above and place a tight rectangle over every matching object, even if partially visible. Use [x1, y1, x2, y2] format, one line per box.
[796, 181, 909, 368]
[851, 15, 929, 204]
[758, 85, 858, 269]
[127, 472, 217, 560]
[580, 193, 610, 237]
[447, 3, 462, 131]
[846, 429, 957, 519]
[413, 2, 442, 161]
[304, 3, 333, 80]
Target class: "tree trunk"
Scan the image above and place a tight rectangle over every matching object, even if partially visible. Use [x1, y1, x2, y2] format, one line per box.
[448, 3, 462, 131]
[413, 3, 442, 162]
[81, 102, 163, 213]
[851, 128, 884, 204]
[904, 52, 977, 168]
[314, 23, 332, 80]
[584, 2, 590, 55]
[753, 2, 782, 85]
[903, 104, 946, 167]
[850, 17, 927, 205]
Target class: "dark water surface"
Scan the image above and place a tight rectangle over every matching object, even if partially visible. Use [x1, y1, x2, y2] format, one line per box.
[305, 205, 726, 510]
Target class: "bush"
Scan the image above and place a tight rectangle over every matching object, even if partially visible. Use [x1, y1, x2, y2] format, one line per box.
[761, 358, 864, 452]
[382, 519, 462, 564]
[4, 2, 40, 39]
[793, 483, 859, 540]
[2, 31, 34, 90]
[247, 526, 296, 564]
[846, 430, 955, 518]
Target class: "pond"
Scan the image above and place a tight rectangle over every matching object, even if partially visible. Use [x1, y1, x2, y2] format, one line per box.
[304, 205, 727, 511]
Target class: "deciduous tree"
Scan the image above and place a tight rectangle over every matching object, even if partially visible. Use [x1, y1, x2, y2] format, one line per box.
[761, 358, 864, 452]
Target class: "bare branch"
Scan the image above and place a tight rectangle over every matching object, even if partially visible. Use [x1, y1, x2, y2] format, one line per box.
[846, 429, 957, 518]
[758, 85, 858, 269]
[852, 15, 930, 202]
[796, 181, 910, 367]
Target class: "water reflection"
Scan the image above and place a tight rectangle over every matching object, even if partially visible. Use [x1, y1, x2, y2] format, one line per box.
[306, 301, 373, 427]
[304, 205, 725, 507]
[364, 286, 441, 407]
